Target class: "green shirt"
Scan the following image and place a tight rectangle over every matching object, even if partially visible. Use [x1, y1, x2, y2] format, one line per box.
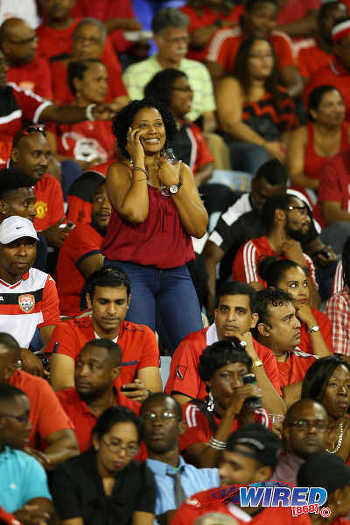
[123, 55, 216, 122]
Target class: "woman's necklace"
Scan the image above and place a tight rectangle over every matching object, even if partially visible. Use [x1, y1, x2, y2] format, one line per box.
[326, 421, 344, 454]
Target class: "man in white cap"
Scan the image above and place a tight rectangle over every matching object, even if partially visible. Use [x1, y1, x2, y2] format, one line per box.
[0, 216, 60, 348]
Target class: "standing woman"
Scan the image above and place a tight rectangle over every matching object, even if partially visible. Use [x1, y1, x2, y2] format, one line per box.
[102, 99, 208, 352]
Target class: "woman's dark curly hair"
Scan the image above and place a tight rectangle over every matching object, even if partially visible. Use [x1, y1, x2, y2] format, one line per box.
[232, 37, 282, 105]
[301, 356, 350, 404]
[198, 339, 252, 382]
[112, 98, 178, 159]
[144, 69, 187, 108]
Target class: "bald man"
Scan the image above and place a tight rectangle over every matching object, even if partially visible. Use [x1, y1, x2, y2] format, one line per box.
[0, 17, 53, 99]
[273, 399, 328, 484]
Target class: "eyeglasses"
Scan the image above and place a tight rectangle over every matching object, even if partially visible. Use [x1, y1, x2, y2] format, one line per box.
[171, 87, 193, 93]
[0, 413, 29, 423]
[248, 53, 274, 59]
[288, 420, 328, 431]
[142, 411, 178, 422]
[102, 438, 138, 457]
[8, 35, 38, 46]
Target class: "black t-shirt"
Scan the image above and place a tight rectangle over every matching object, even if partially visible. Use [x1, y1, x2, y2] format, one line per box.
[50, 450, 156, 525]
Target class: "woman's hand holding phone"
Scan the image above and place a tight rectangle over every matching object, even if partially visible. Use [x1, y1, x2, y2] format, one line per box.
[126, 126, 145, 165]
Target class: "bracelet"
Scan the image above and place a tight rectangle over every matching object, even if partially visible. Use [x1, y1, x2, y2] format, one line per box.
[133, 177, 147, 183]
[252, 360, 263, 368]
[132, 166, 148, 176]
[208, 437, 227, 450]
[86, 104, 96, 121]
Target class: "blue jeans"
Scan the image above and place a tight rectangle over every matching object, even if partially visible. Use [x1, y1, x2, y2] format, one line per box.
[104, 260, 203, 353]
[221, 135, 271, 175]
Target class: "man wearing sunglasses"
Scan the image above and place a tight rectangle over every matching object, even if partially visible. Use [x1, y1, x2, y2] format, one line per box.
[232, 193, 320, 308]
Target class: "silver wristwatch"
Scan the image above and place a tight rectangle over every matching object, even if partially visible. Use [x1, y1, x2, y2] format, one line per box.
[309, 325, 320, 334]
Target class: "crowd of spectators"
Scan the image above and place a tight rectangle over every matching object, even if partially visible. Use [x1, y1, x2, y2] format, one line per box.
[0, 0, 350, 524]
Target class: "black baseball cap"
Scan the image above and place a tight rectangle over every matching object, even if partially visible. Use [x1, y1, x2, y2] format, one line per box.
[227, 423, 281, 468]
[297, 452, 350, 496]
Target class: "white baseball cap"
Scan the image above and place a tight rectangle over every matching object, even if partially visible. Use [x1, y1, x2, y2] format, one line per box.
[0, 216, 39, 245]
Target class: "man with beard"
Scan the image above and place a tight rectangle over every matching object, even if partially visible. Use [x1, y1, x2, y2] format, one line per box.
[141, 392, 219, 524]
[232, 193, 320, 308]
[55, 181, 112, 317]
[56, 338, 140, 453]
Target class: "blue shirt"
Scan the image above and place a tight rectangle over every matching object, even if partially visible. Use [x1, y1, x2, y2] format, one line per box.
[0, 447, 51, 513]
[146, 456, 220, 516]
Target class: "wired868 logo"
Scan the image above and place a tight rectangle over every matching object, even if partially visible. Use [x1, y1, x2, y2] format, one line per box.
[213, 481, 331, 518]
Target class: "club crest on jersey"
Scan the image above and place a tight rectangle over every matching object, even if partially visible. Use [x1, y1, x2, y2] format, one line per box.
[18, 294, 35, 313]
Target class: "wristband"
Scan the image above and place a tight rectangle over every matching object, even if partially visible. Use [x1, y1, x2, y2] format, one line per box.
[133, 166, 148, 176]
[86, 104, 96, 121]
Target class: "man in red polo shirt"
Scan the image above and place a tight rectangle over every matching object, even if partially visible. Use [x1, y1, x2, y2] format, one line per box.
[232, 193, 319, 306]
[166, 281, 284, 411]
[304, 18, 350, 119]
[56, 180, 111, 316]
[56, 339, 140, 453]
[0, 333, 79, 470]
[205, 0, 302, 95]
[254, 288, 316, 393]
[47, 266, 162, 402]
[10, 128, 70, 249]
[0, 18, 53, 99]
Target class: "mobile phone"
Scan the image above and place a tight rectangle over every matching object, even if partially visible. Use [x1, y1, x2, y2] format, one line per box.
[242, 373, 262, 410]
[121, 385, 137, 392]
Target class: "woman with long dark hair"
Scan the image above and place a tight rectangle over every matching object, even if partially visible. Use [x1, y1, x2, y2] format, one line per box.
[216, 37, 299, 174]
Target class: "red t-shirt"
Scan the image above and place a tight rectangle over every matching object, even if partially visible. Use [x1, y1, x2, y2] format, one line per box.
[232, 236, 317, 288]
[71, 0, 136, 54]
[276, 350, 316, 389]
[165, 325, 282, 398]
[277, 0, 320, 25]
[33, 173, 65, 232]
[171, 490, 312, 525]
[46, 316, 160, 388]
[6, 55, 53, 100]
[304, 60, 350, 120]
[317, 149, 350, 224]
[206, 26, 295, 74]
[51, 120, 115, 163]
[36, 19, 80, 59]
[299, 308, 333, 354]
[0, 83, 51, 168]
[55, 223, 103, 317]
[9, 370, 74, 450]
[304, 122, 349, 180]
[179, 402, 270, 452]
[56, 387, 139, 452]
[296, 38, 334, 82]
[180, 4, 243, 62]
